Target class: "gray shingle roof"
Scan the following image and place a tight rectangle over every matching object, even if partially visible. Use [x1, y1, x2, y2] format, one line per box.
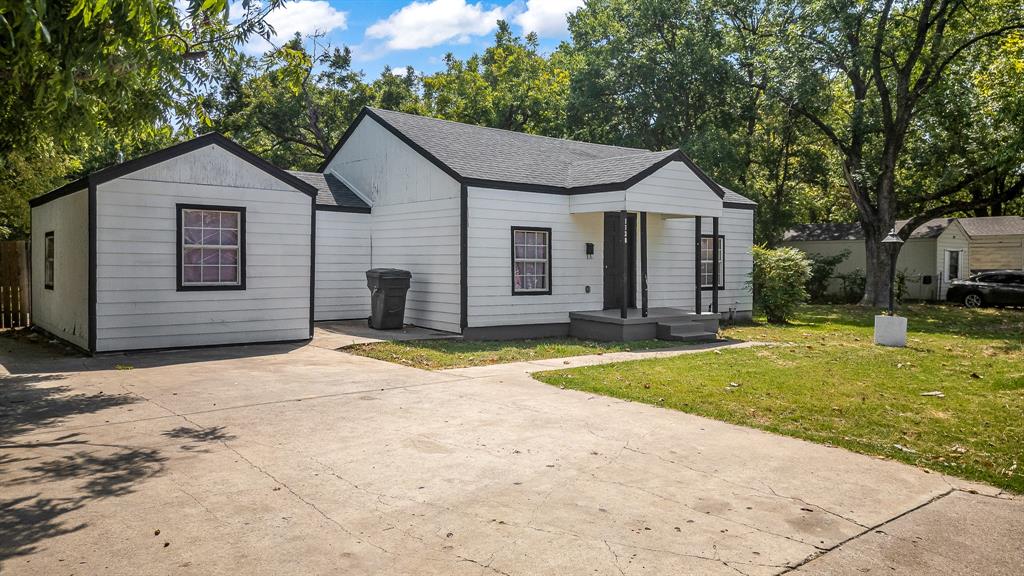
[355, 108, 740, 198]
[287, 171, 369, 211]
[784, 217, 1024, 242]
[784, 218, 957, 242]
[722, 187, 757, 206]
[957, 216, 1024, 237]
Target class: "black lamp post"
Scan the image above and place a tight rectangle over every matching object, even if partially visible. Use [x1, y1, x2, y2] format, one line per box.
[881, 227, 904, 316]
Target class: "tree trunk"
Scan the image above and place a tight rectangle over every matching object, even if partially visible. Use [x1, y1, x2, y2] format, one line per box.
[860, 226, 901, 307]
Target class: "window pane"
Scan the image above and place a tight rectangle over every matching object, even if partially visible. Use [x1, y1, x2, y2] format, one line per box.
[201, 248, 220, 265]
[183, 247, 202, 264]
[221, 265, 238, 283]
[221, 212, 238, 229]
[220, 248, 238, 265]
[184, 228, 203, 245]
[202, 229, 219, 245]
[183, 266, 202, 283]
[184, 210, 202, 227]
[220, 229, 238, 246]
[201, 266, 219, 283]
[202, 211, 220, 227]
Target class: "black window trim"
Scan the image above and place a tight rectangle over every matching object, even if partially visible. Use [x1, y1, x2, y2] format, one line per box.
[44, 230, 55, 290]
[700, 234, 725, 290]
[176, 203, 247, 292]
[511, 226, 553, 296]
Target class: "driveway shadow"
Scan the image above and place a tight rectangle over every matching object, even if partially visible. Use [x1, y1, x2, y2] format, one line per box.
[0, 328, 307, 375]
[1, 435, 168, 564]
[0, 374, 141, 441]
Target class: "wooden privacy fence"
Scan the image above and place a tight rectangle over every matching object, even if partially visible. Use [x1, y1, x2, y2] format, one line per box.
[0, 240, 31, 328]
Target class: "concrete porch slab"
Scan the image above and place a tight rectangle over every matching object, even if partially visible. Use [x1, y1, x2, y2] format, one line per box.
[313, 319, 461, 349]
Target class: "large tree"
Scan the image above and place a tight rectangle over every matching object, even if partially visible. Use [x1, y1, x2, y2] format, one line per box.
[774, 0, 1024, 305]
[0, 0, 281, 237]
[422, 21, 572, 136]
[203, 34, 374, 170]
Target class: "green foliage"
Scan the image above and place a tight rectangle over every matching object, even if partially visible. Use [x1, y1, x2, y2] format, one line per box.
[423, 21, 571, 136]
[750, 246, 811, 323]
[805, 250, 850, 303]
[202, 35, 373, 170]
[836, 269, 867, 304]
[0, 0, 280, 237]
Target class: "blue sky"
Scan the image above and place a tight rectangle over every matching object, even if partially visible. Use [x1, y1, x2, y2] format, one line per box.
[237, 0, 585, 77]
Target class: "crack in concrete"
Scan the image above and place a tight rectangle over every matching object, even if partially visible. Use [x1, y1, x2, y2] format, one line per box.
[453, 552, 510, 576]
[603, 540, 627, 576]
[777, 488, 957, 574]
[621, 445, 869, 530]
[586, 473, 829, 553]
[122, 383, 396, 556]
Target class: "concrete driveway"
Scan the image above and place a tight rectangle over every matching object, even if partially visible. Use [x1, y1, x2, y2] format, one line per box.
[0, 335, 1020, 576]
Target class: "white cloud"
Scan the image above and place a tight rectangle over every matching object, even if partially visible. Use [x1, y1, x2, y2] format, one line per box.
[235, 1, 348, 54]
[366, 0, 507, 51]
[513, 0, 584, 38]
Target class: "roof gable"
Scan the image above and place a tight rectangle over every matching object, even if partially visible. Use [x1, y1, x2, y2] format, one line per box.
[30, 133, 317, 208]
[321, 107, 729, 197]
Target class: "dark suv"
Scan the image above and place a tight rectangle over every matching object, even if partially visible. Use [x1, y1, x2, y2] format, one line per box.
[946, 270, 1024, 308]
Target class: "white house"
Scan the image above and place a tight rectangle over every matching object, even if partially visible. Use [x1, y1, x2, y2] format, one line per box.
[30, 107, 755, 353]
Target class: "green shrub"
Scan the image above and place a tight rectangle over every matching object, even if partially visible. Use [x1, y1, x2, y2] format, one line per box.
[750, 246, 812, 323]
[806, 250, 850, 302]
[836, 269, 866, 304]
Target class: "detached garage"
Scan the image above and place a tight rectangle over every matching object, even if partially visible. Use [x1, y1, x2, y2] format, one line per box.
[29, 133, 318, 354]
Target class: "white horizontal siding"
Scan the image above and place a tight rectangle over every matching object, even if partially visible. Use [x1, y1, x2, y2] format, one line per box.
[624, 161, 723, 217]
[569, 162, 723, 217]
[370, 198, 461, 332]
[315, 211, 371, 321]
[30, 189, 89, 348]
[646, 210, 753, 313]
[467, 188, 603, 327]
[324, 116, 458, 207]
[325, 113, 463, 333]
[94, 145, 312, 352]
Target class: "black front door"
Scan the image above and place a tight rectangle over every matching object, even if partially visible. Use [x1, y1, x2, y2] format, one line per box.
[603, 212, 637, 310]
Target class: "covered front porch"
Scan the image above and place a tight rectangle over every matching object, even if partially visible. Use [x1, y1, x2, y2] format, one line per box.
[569, 206, 726, 342]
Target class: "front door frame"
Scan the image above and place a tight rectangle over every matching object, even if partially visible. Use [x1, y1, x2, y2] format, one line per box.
[941, 249, 964, 300]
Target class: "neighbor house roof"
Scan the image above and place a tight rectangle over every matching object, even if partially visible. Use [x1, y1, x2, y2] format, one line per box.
[321, 107, 751, 204]
[956, 216, 1024, 237]
[783, 219, 955, 242]
[29, 132, 319, 208]
[287, 171, 370, 213]
[783, 216, 1024, 242]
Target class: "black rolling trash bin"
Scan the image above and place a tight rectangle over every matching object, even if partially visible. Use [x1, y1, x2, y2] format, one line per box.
[366, 268, 412, 329]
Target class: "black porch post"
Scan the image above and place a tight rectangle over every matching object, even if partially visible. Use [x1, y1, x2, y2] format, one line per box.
[712, 216, 720, 314]
[620, 210, 629, 319]
[640, 212, 648, 317]
[694, 216, 702, 313]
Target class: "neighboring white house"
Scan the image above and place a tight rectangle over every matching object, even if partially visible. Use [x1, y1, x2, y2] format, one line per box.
[30, 107, 756, 353]
[781, 219, 973, 301]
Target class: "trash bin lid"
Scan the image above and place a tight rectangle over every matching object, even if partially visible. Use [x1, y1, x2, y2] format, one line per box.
[366, 268, 412, 279]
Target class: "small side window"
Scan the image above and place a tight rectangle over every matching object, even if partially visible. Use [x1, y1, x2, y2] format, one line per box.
[44, 231, 54, 290]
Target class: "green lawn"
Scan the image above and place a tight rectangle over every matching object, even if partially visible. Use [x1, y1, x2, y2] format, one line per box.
[534, 304, 1024, 493]
[345, 337, 680, 370]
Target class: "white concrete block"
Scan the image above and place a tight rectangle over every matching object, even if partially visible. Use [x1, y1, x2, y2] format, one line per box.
[874, 315, 907, 347]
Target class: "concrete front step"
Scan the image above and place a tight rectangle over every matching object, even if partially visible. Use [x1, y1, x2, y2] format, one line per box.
[656, 322, 718, 342]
